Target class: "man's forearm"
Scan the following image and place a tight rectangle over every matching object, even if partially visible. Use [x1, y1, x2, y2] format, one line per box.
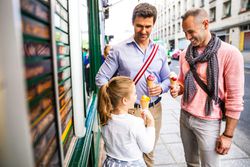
[223, 116, 239, 137]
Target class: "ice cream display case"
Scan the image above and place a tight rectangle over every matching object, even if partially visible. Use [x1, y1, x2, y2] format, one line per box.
[20, 0, 75, 165]
[21, 0, 61, 166]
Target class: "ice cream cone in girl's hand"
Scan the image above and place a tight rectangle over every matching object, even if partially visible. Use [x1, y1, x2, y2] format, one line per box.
[169, 72, 177, 86]
[147, 74, 155, 88]
[140, 95, 150, 110]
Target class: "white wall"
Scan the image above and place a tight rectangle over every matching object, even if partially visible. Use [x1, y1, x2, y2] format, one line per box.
[0, 0, 34, 166]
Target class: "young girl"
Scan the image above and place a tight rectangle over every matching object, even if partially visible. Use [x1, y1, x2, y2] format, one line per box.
[98, 76, 155, 167]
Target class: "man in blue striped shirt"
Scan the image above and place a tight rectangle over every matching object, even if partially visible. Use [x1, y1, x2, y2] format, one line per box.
[96, 3, 171, 166]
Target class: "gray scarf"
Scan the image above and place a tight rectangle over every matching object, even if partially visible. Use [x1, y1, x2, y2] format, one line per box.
[184, 33, 221, 116]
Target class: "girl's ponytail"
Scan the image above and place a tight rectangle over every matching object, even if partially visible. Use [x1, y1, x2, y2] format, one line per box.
[98, 83, 112, 126]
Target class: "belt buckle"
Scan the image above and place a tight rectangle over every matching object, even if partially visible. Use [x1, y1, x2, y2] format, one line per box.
[153, 101, 156, 107]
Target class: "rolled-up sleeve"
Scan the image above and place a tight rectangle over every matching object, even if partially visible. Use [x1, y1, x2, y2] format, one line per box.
[95, 50, 119, 88]
[224, 47, 244, 119]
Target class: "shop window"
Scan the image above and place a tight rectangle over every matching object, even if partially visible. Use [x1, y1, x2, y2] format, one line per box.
[178, 22, 181, 33]
[200, 0, 205, 7]
[222, 1, 231, 18]
[178, 1, 181, 18]
[185, 0, 188, 11]
[240, 0, 250, 12]
[209, 7, 216, 22]
[192, 0, 195, 7]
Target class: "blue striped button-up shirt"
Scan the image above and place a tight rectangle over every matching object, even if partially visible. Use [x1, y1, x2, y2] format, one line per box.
[95, 37, 171, 104]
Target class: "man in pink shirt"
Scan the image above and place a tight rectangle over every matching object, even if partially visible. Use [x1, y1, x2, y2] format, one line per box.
[170, 8, 244, 167]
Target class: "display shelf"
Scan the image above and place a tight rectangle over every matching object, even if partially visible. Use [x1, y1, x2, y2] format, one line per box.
[33, 122, 57, 164]
[54, 0, 74, 160]
[21, 10, 50, 25]
[61, 107, 72, 125]
[21, 0, 50, 22]
[58, 65, 70, 73]
[56, 0, 68, 11]
[31, 104, 53, 128]
[28, 88, 52, 108]
[22, 16, 50, 39]
[63, 126, 73, 156]
[38, 0, 50, 7]
[23, 34, 50, 42]
[25, 56, 51, 63]
[32, 112, 55, 146]
[27, 72, 51, 87]
[55, 11, 68, 23]
[55, 26, 68, 35]
[29, 96, 53, 122]
[57, 54, 70, 59]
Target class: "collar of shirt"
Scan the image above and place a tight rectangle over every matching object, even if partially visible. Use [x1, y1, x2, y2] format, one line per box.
[125, 36, 154, 51]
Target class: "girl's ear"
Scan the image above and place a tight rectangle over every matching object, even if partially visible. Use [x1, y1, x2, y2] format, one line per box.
[121, 97, 128, 105]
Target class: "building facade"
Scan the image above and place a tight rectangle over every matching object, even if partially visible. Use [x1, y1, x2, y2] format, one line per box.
[151, 0, 250, 51]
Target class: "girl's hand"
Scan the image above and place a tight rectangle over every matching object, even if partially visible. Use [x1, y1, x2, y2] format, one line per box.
[141, 109, 154, 127]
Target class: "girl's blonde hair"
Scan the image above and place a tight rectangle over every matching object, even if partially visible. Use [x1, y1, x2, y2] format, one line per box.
[103, 45, 111, 59]
[97, 76, 134, 126]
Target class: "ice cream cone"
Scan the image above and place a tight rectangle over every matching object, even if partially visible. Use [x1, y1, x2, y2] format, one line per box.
[169, 72, 177, 86]
[147, 80, 154, 88]
[147, 74, 155, 88]
[140, 95, 150, 109]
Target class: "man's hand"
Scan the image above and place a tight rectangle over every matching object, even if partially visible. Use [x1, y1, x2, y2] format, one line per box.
[148, 84, 162, 96]
[216, 117, 238, 155]
[216, 135, 232, 155]
[170, 84, 181, 98]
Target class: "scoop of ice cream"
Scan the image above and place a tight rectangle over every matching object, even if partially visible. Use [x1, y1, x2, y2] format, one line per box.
[169, 72, 177, 81]
[141, 95, 150, 102]
[140, 95, 150, 109]
[147, 74, 155, 81]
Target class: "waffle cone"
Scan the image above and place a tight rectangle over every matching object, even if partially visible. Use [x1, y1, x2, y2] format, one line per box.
[147, 80, 154, 88]
[170, 79, 177, 85]
[140, 99, 149, 109]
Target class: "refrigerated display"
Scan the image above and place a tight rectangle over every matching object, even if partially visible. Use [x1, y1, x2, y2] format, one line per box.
[54, 0, 74, 159]
[20, 0, 61, 166]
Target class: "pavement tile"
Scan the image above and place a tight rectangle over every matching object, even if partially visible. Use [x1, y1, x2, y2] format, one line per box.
[220, 144, 249, 160]
[155, 144, 175, 165]
[166, 143, 186, 163]
[162, 114, 178, 124]
[157, 137, 163, 144]
[160, 123, 180, 134]
[160, 134, 182, 144]
[221, 159, 250, 167]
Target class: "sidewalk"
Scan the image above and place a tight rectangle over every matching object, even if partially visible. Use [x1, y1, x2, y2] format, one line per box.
[243, 51, 250, 69]
[154, 93, 250, 167]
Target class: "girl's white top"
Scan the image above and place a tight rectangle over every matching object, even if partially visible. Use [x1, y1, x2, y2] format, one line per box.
[101, 113, 155, 161]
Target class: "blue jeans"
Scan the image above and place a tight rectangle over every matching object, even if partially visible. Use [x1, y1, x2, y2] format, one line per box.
[180, 109, 221, 167]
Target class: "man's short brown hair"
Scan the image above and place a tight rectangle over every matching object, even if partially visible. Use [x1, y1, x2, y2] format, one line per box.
[132, 3, 157, 24]
[181, 8, 208, 23]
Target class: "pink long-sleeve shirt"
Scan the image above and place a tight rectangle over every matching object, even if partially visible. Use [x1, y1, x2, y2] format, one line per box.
[178, 41, 244, 120]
